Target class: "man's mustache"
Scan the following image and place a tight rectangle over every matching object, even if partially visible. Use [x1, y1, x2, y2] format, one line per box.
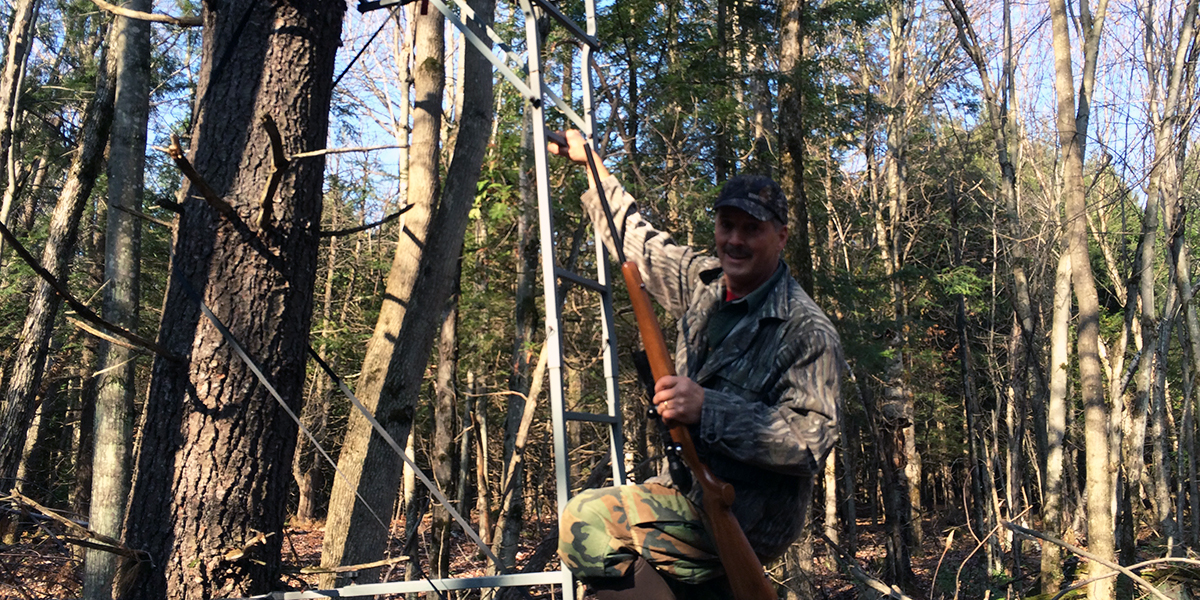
[722, 245, 751, 259]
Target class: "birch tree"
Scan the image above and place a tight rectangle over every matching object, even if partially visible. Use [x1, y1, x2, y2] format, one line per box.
[85, 1, 152, 597]
[1047, 1, 1113, 599]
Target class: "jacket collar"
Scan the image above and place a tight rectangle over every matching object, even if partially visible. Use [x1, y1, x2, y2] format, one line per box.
[693, 262, 793, 383]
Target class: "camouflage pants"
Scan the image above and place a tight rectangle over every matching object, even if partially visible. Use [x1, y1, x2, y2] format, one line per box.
[557, 482, 722, 584]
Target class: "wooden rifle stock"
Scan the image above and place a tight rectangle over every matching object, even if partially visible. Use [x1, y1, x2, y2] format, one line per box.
[621, 262, 777, 600]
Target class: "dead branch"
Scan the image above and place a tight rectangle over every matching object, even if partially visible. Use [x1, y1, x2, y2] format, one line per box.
[3, 491, 146, 561]
[257, 114, 289, 229]
[163, 134, 237, 220]
[319, 204, 413, 237]
[929, 529, 955, 600]
[222, 529, 274, 561]
[1049, 556, 1200, 600]
[818, 532, 915, 600]
[91, 0, 202, 27]
[292, 554, 410, 575]
[67, 316, 149, 356]
[1003, 520, 1173, 600]
[292, 144, 403, 159]
[111, 202, 174, 229]
[0, 219, 179, 360]
[90, 0, 201, 26]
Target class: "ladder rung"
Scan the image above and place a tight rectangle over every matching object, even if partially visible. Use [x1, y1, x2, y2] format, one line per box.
[529, 0, 601, 50]
[555, 267, 608, 293]
[565, 411, 620, 424]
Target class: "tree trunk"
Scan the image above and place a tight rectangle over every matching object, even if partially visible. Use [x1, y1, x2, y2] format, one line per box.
[1121, 187, 1159, 570]
[118, 3, 344, 598]
[293, 206, 338, 526]
[430, 258, 462, 579]
[1047, 1, 1113, 598]
[784, 524, 816, 600]
[498, 108, 539, 571]
[319, 0, 494, 581]
[1151, 0, 1198, 557]
[0, 39, 114, 492]
[839, 411, 857, 557]
[1150, 298, 1177, 554]
[0, 0, 41, 262]
[950, 183, 999, 575]
[320, 5, 444, 584]
[472, 371, 493, 546]
[778, 0, 813, 293]
[875, 0, 917, 584]
[491, 345, 548, 571]
[85, 3, 151, 596]
[1042, 251, 1071, 592]
[71, 209, 106, 520]
[824, 448, 838, 546]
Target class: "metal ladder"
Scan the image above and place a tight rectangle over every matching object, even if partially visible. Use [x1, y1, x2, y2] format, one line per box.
[270, 1, 628, 598]
[522, 0, 631, 593]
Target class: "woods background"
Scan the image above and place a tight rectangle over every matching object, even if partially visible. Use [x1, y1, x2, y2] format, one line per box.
[0, 0, 1198, 599]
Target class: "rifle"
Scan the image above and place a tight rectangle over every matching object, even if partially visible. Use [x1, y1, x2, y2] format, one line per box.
[622, 263, 777, 600]
[549, 130, 776, 600]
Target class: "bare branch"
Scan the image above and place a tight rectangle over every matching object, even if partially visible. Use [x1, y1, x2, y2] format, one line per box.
[292, 144, 403, 159]
[319, 204, 413, 237]
[1004, 521, 1172, 600]
[291, 554, 410, 575]
[257, 114, 290, 229]
[91, 0, 202, 27]
[818, 533, 915, 600]
[67, 317, 149, 356]
[163, 134, 237, 220]
[111, 202, 174, 229]
[3, 491, 146, 561]
[0, 218, 179, 360]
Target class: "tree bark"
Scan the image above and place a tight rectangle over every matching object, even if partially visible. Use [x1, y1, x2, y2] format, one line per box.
[320, 6, 444, 584]
[0, 0, 42, 262]
[1042, 251, 1071, 592]
[779, 0, 813, 293]
[1047, 1, 1113, 598]
[875, 0, 917, 583]
[491, 345, 548, 571]
[118, 3, 344, 598]
[430, 258, 462, 578]
[1150, 0, 1198, 557]
[824, 448, 838, 546]
[293, 205, 339, 526]
[84, 3, 151, 597]
[0, 38, 114, 492]
[320, 0, 494, 582]
[497, 108, 539, 571]
[472, 371, 493, 546]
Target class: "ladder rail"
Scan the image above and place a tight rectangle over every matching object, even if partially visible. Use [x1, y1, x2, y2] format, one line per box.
[581, 0, 627, 487]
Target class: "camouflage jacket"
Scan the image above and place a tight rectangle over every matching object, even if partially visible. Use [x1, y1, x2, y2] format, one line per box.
[581, 175, 845, 560]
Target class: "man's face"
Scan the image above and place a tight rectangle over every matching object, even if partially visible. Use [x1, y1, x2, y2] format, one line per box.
[714, 207, 788, 296]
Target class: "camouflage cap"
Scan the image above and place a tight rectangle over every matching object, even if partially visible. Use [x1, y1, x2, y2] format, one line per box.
[713, 175, 788, 225]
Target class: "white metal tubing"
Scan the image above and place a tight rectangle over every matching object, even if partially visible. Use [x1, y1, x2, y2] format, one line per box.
[581, 0, 626, 489]
[240, 572, 567, 599]
[521, 0, 577, 598]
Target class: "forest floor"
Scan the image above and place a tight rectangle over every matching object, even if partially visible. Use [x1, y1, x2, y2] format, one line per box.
[0, 510, 1106, 600]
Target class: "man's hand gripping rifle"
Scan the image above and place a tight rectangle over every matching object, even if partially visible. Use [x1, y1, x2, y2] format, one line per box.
[547, 131, 777, 600]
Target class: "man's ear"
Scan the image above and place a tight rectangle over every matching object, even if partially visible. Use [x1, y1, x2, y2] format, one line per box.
[777, 224, 789, 248]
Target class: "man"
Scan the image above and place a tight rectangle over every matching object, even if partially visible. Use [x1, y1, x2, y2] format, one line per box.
[548, 131, 844, 600]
